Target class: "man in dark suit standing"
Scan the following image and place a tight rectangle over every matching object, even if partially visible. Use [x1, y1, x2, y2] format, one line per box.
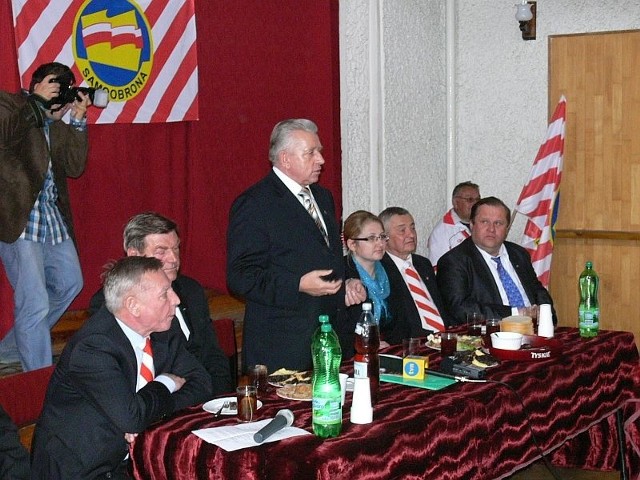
[378, 207, 457, 344]
[31, 256, 212, 479]
[437, 197, 555, 325]
[227, 119, 364, 372]
[89, 212, 232, 396]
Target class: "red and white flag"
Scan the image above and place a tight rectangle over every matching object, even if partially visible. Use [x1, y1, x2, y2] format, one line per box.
[515, 96, 566, 287]
[11, 0, 198, 123]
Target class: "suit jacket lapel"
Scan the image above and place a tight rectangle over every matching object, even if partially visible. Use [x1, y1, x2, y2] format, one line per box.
[106, 316, 140, 388]
[268, 172, 333, 249]
[171, 279, 192, 333]
[464, 239, 502, 299]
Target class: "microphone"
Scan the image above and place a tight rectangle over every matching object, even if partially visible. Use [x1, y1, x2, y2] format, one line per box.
[253, 409, 294, 443]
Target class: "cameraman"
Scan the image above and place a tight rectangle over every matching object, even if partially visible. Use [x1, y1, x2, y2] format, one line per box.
[0, 62, 91, 371]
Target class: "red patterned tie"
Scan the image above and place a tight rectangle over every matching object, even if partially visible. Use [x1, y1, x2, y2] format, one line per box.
[139, 337, 155, 387]
[404, 265, 445, 332]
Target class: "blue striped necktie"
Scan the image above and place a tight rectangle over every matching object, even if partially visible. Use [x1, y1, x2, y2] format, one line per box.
[491, 256, 525, 307]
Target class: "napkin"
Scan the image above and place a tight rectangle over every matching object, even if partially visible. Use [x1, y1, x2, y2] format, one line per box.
[192, 419, 311, 451]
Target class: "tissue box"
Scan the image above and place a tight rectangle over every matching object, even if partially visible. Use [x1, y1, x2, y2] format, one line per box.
[403, 355, 427, 380]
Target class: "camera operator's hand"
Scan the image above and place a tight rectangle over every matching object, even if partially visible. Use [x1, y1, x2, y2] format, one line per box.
[70, 90, 91, 121]
[32, 74, 60, 102]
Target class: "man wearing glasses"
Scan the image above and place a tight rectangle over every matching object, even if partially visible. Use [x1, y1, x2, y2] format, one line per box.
[378, 207, 457, 345]
[427, 181, 481, 266]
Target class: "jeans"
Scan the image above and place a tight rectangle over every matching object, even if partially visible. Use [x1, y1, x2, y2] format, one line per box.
[0, 238, 82, 371]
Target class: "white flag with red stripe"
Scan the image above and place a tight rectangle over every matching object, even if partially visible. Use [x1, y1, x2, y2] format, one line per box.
[515, 96, 566, 287]
[11, 0, 198, 124]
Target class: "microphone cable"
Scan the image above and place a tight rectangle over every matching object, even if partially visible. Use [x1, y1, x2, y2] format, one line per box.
[476, 378, 565, 480]
[428, 370, 564, 478]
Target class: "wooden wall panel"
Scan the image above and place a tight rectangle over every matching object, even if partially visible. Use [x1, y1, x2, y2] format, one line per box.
[548, 31, 640, 347]
[549, 238, 640, 335]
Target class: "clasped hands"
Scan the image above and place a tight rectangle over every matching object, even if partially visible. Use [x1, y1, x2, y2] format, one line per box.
[299, 270, 366, 306]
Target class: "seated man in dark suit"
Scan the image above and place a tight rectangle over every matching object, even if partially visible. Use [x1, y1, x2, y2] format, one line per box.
[31, 256, 212, 479]
[0, 404, 29, 480]
[90, 212, 232, 396]
[378, 207, 457, 344]
[436, 196, 556, 325]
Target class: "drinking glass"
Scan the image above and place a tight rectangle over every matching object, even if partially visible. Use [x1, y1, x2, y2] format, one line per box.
[236, 385, 257, 423]
[467, 312, 485, 336]
[402, 338, 422, 357]
[440, 332, 457, 357]
[248, 364, 268, 395]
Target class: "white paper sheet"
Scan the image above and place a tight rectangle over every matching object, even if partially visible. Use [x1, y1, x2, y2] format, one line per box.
[192, 419, 311, 451]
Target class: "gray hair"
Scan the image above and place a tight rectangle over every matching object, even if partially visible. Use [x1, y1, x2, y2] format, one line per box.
[123, 212, 178, 252]
[378, 206, 411, 229]
[268, 119, 318, 164]
[103, 257, 163, 313]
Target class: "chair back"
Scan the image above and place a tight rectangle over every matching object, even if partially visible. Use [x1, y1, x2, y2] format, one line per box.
[0, 365, 54, 427]
[212, 317, 238, 386]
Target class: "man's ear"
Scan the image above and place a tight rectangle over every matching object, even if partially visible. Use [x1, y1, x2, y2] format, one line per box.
[126, 248, 142, 257]
[125, 295, 140, 316]
[279, 151, 290, 170]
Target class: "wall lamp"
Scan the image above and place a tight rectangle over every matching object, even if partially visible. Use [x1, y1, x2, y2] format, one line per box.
[515, 1, 536, 41]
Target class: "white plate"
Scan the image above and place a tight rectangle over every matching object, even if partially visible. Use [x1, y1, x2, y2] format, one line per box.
[202, 396, 263, 415]
[276, 383, 312, 401]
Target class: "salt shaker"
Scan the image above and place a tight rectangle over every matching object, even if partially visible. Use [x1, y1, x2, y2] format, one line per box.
[537, 304, 554, 337]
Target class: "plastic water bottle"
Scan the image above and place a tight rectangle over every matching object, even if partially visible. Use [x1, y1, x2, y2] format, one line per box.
[353, 302, 380, 405]
[311, 315, 342, 438]
[578, 261, 600, 338]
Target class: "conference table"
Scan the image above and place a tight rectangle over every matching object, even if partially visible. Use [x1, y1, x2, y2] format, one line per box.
[131, 327, 640, 479]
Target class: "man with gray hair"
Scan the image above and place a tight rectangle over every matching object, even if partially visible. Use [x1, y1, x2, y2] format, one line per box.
[227, 119, 364, 372]
[378, 207, 456, 343]
[90, 212, 232, 396]
[32, 256, 211, 479]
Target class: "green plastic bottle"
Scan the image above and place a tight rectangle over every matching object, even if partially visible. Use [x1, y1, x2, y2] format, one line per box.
[578, 261, 600, 338]
[311, 315, 342, 438]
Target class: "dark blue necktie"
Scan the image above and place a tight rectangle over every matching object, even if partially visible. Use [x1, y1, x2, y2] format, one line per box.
[491, 256, 525, 307]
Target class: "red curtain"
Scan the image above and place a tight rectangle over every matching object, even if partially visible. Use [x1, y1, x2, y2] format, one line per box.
[0, 0, 342, 337]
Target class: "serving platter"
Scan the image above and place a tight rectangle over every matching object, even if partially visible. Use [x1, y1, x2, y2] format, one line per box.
[489, 335, 562, 362]
[276, 383, 312, 401]
[268, 369, 311, 388]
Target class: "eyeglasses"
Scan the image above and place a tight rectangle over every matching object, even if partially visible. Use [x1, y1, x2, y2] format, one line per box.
[352, 234, 389, 243]
[455, 196, 481, 204]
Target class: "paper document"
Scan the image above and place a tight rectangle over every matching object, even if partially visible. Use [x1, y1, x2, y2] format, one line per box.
[192, 419, 311, 451]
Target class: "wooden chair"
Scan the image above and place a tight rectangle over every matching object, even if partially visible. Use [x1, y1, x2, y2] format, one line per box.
[212, 317, 238, 387]
[0, 365, 54, 450]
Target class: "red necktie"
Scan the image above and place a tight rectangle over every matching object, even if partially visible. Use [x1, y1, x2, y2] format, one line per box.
[139, 337, 155, 387]
[405, 265, 445, 332]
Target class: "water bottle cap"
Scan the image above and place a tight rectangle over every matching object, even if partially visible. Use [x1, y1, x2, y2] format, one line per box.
[318, 315, 330, 324]
[586, 261, 593, 268]
[362, 302, 372, 311]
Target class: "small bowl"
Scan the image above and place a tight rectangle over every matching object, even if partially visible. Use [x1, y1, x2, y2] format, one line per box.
[490, 332, 523, 350]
